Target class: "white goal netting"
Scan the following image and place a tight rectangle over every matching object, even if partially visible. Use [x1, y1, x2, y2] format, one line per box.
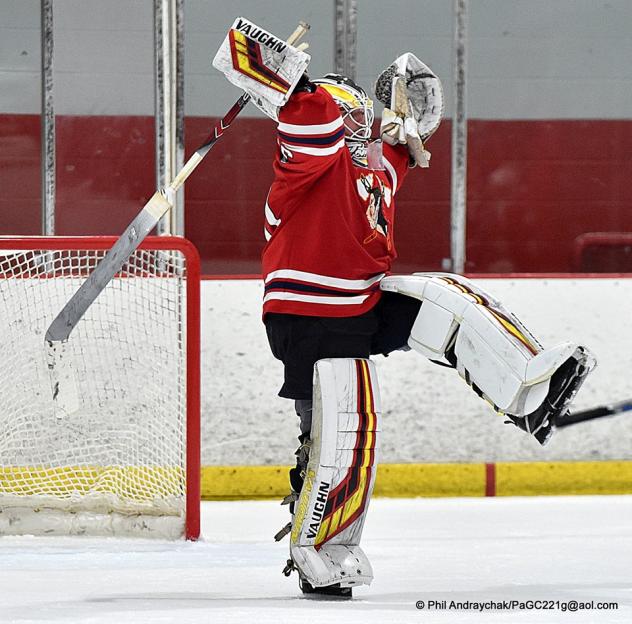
[0, 238, 199, 539]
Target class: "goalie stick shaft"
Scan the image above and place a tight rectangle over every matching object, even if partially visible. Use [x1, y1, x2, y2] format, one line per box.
[171, 94, 250, 190]
[45, 21, 309, 344]
[45, 94, 251, 343]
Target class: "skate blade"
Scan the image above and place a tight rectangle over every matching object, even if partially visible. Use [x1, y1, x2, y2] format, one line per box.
[299, 579, 353, 599]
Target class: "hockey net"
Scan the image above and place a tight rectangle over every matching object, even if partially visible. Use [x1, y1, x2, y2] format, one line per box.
[0, 237, 200, 539]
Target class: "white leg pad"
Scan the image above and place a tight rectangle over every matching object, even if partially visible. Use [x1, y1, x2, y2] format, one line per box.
[381, 273, 591, 415]
[290, 358, 380, 588]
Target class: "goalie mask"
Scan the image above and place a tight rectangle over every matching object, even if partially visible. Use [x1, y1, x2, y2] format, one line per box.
[313, 74, 374, 167]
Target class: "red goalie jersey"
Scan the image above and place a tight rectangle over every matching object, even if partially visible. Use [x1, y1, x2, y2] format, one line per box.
[262, 85, 411, 318]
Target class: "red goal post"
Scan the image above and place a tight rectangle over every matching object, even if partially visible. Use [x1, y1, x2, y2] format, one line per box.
[0, 236, 200, 540]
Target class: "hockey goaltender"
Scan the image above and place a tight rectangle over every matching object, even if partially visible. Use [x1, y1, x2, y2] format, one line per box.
[213, 17, 596, 598]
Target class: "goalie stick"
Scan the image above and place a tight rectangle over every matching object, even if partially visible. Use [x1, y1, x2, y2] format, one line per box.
[44, 20, 309, 413]
[556, 399, 632, 428]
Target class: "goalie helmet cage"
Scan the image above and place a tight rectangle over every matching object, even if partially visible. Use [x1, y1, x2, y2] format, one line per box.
[0, 236, 200, 540]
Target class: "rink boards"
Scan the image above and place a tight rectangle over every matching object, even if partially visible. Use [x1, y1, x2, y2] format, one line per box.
[199, 275, 632, 498]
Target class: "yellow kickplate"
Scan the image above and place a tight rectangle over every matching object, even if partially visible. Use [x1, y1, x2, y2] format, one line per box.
[199, 461, 632, 500]
[200, 463, 486, 500]
[496, 461, 632, 496]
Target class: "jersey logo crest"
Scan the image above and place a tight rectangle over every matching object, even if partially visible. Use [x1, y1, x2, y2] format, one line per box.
[356, 174, 391, 246]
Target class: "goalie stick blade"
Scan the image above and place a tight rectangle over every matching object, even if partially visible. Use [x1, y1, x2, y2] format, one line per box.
[43, 194, 169, 407]
[46, 339, 80, 417]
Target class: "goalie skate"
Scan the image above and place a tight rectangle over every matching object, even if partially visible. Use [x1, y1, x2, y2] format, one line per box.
[299, 577, 353, 599]
[282, 551, 357, 598]
[505, 346, 596, 444]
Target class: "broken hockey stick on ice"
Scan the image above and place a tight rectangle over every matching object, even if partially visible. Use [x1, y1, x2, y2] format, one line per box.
[556, 398, 632, 429]
[44, 19, 310, 414]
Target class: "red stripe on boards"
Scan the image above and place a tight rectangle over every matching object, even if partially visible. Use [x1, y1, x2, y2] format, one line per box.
[3, 114, 632, 274]
[485, 462, 497, 497]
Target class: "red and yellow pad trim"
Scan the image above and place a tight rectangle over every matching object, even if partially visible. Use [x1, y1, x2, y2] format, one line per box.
[439, 276, 540, 356]
[314, 359, 377, 548]
[228, 29, 290, 94]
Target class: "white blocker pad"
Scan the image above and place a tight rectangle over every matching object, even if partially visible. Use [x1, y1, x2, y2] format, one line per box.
[212, 17, 310, 120]
[290, 358, 380, 589]
[381, 273, 588, 416]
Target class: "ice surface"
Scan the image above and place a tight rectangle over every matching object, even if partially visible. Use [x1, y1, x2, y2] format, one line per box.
[1, 496, 631, 623]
